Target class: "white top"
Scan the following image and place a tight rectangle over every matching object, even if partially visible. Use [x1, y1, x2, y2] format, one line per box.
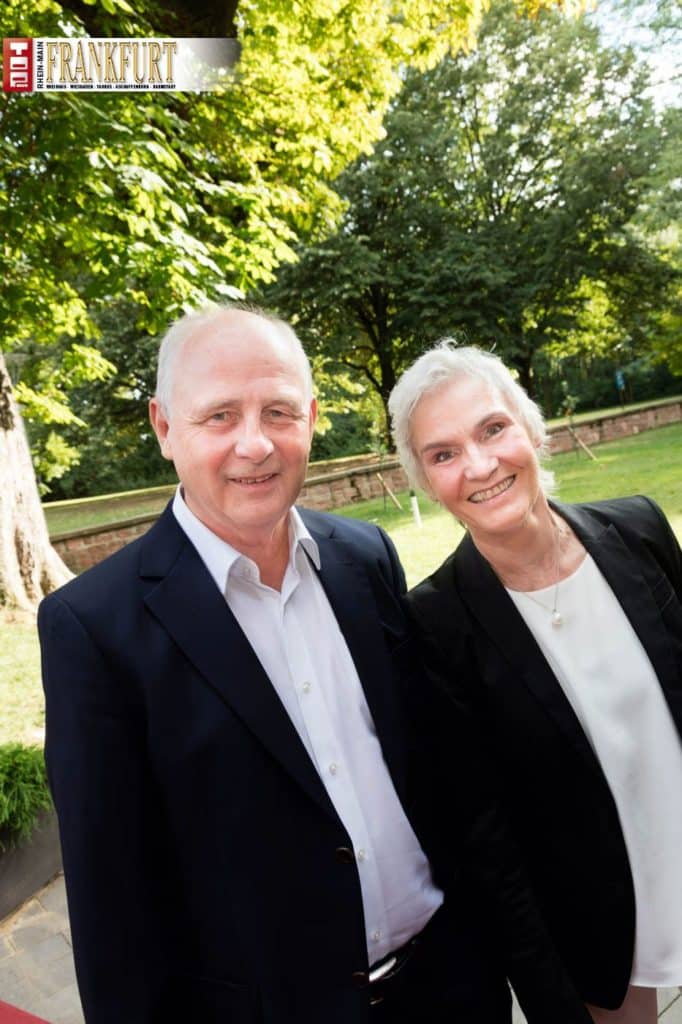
[173, 491, 443, 963]
[507, 554, 682, 986]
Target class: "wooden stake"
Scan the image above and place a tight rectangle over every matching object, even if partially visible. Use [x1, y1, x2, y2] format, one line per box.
[376, 473, 403, 509]
[567, 425, 599, 461]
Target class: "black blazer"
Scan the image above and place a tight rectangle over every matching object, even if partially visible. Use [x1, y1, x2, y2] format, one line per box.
[406, 496, 682, 1009]
[42, 504, 558, 1024]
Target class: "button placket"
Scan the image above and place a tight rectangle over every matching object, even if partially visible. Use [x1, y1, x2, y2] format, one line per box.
[285, 601, 342, 780]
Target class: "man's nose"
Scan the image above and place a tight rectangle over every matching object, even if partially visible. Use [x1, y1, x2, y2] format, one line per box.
[234, 418, 275, 461]
[463, 446, 498, 480]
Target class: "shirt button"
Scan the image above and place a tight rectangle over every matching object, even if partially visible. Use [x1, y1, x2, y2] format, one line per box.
[301, 681, 311, 694]
[357, 849, 366, 862]
[329, 763, 338, 775]
[371, 930, 382, 942]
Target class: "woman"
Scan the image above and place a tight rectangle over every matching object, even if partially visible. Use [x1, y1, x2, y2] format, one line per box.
[389, 341, 682, 1024]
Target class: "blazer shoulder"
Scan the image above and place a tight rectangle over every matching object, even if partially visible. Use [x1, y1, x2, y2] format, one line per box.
[300, 506, 379, 542]
[566, 494, 664, 531]
[562, 495, 674, 552]
[559, 495, 681, 590]
[405, 543, 463, 624]
[299, 507, 395, 564]
[39, 503, 183, 620]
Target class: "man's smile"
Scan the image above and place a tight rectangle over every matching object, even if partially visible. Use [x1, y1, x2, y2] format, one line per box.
[230, 472, 277, 485]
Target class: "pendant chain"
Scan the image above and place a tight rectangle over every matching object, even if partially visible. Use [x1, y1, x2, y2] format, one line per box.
[513, 517, 564, 628]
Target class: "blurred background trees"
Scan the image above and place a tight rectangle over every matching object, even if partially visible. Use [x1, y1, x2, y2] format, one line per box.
[1, 0, 680, 508]
[263, 0, 681, 445]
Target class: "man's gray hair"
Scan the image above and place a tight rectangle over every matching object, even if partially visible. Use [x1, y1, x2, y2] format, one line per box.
[388, 340, 555, 495]
[155, 303, 314, 415]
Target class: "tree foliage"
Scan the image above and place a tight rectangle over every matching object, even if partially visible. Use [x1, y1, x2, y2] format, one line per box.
[1, 0, 495, 349]
[2, 0, 515, 492]
[265, 0, 678, 437]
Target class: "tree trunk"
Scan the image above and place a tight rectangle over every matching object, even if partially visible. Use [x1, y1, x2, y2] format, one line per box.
[516, 351, 534, 398]
[0, 352, 72, 611]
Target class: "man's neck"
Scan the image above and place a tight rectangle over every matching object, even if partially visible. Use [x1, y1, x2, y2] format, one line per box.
[250, 528, 291, 591]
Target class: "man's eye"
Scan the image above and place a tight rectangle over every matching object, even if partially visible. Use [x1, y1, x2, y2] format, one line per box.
[209, 411, 230, 423]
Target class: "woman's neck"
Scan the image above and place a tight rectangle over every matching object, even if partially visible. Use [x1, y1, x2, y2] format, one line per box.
[471, 501, 583, 592]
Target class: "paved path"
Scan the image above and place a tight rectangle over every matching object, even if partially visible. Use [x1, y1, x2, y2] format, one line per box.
[0, 876, 80, 1024]
[1, 874, 681, 1023]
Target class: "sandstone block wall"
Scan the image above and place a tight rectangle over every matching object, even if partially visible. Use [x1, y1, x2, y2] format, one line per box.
[50, 398, 681, 574]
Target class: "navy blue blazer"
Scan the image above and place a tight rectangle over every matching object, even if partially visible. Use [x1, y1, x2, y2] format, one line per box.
[407, 496, 682, 1010]
[39, 503, 591, 1023]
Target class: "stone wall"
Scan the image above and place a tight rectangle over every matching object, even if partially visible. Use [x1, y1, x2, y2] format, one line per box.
[50, 397, 682, 574]
[547, 398, 682, 455]
[52, 514, 160, 576]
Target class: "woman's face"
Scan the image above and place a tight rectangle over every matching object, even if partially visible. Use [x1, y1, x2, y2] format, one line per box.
[410, 374, 543, 542]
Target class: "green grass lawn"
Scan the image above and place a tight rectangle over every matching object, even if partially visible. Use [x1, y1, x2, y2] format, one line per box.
[0, 611, 44, 748]
[3, 421, 681, 745]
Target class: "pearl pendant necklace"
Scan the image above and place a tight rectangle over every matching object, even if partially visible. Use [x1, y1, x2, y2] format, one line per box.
[522, 579, 563, 627]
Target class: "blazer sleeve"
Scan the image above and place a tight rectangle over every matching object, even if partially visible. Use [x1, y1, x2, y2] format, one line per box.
[376, 524, 408, 596]
[39, 594, 173, 1024]
[639, 495, 682, 600]
[406, 591, 593, 1024]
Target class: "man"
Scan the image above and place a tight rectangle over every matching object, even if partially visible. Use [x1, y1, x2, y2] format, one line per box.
[39, 306, 590, 1024]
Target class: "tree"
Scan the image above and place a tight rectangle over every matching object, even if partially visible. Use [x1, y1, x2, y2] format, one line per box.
[1, 0, 509, 608]
[625, 103, 682, 376]
[0, 354, 72, 610]
[265, 0, 676, 438]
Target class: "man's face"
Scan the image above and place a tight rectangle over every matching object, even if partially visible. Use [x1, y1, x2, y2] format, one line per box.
[150, 313, 317, 549]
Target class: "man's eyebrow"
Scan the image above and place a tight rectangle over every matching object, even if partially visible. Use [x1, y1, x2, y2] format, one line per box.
[191, 398, 240, 418]
[191, 396, 304, 418]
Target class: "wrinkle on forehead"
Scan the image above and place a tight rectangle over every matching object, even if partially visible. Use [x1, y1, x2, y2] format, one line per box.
[172, 312, 309, 408]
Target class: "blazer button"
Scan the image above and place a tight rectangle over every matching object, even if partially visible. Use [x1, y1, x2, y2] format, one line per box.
[352, 971, 369, 989]
[335, 846, 355, 864]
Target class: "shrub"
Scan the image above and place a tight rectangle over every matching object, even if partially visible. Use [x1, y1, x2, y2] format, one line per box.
[0, 744, 52, 850]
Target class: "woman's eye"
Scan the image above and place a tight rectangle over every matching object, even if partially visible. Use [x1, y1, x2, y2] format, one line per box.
[484, 422, 504, 438]
[433, 450, 453, 464]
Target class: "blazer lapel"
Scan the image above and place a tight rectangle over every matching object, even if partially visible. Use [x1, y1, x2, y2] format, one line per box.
[139, 508, 337, 821]
[455, 500, 682, 769]
[556, 501, 682, 720]
[453, 535, 600, 771]
[307, 520, 408, 802]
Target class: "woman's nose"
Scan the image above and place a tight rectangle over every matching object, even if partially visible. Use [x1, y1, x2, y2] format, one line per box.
[463, 447, 498, 480]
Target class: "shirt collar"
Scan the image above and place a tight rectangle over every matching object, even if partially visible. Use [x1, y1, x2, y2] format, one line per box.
[172, 487, 320, 595]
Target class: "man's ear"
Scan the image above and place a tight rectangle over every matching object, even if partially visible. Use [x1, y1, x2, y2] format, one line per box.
[308, 397, 318, 436]
[149, 397, 173, 461]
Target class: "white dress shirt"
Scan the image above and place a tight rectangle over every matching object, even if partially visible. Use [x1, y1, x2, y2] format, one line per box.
[173, 490, 443, 963]
[508, 554, 682, 986]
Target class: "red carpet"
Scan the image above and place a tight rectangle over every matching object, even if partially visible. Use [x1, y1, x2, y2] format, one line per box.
[0, 1003, 50, 1023]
